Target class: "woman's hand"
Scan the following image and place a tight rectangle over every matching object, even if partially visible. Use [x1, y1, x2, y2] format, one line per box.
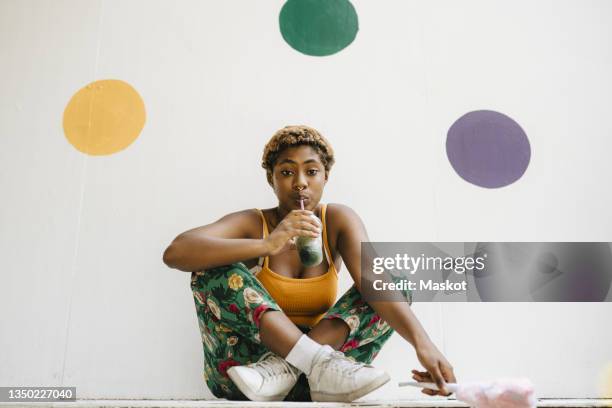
[263, 210, 321, 256]
[412, 341, 456, 397]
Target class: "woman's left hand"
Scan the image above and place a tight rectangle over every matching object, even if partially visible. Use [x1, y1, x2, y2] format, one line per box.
[413, 341, 456, 396]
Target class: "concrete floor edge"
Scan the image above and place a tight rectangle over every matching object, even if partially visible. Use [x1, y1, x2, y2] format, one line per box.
[1, 398, 611, 408]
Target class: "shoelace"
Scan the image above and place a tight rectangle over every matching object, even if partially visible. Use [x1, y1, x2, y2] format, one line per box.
[251, 352, 298, 381]
[320, 351, 366, 377]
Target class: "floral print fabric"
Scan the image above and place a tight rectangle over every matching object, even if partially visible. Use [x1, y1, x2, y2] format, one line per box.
[190, 262, 412, 401]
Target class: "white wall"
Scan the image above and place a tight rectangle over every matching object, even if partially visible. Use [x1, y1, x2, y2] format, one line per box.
[1, 0, 611, 400]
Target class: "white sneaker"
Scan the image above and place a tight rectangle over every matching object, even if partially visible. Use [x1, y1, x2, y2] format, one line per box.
[227, 352, 300, 401]
[307, 345, 390, 402]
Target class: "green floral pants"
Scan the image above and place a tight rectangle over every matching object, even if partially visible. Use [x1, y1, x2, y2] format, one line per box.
[190, 262, 412, 401]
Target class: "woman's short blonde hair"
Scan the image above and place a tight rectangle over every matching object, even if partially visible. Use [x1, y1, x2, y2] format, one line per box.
[261, 125, 335, 184]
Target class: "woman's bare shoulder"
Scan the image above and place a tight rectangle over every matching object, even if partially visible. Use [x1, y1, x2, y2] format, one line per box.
[326, 203, 362, 220]
[222, 208, 263, 240]
[326, 203, 368, 237]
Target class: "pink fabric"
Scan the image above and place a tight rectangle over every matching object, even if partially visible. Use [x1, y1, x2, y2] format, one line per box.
[455, 378, 536, 408]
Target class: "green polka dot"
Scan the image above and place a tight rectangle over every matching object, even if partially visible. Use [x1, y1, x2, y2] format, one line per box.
[279, 0, 359, 57]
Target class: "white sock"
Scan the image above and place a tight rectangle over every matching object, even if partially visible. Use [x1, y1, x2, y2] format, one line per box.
[285, 335, 331, 376]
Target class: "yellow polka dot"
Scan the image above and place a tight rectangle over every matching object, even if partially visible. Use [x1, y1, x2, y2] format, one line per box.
[63, 79, 146, 155]
[599, 361, 612, 398]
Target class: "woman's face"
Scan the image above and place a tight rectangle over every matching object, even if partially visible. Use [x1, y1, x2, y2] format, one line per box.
[270, 145, 328, 211]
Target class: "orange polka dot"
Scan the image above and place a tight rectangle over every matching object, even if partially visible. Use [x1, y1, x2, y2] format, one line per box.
[63, 79, 146, 155]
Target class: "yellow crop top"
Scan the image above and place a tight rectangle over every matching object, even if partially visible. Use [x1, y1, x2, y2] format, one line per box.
[251, 204, 338, 328]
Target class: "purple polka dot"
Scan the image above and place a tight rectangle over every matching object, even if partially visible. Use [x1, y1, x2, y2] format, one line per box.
[446, 110, 531, 188]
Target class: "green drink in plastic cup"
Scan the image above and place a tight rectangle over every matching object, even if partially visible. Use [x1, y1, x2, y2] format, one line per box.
[296, 213, 323, 267]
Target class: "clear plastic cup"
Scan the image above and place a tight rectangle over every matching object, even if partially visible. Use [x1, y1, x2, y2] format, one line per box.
[296, 214, 323, 267]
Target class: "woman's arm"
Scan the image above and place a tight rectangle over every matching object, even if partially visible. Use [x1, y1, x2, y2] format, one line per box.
[163, 209, 321, 272]
[162, 210, 267, 272]
[334, 204, 456, 396]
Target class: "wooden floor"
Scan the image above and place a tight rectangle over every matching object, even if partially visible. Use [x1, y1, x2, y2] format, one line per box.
[2, 398, 611, 408]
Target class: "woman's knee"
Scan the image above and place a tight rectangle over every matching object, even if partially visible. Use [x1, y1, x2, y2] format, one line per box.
[191, 262, 256, 288]
[192, 263, 280, 340]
